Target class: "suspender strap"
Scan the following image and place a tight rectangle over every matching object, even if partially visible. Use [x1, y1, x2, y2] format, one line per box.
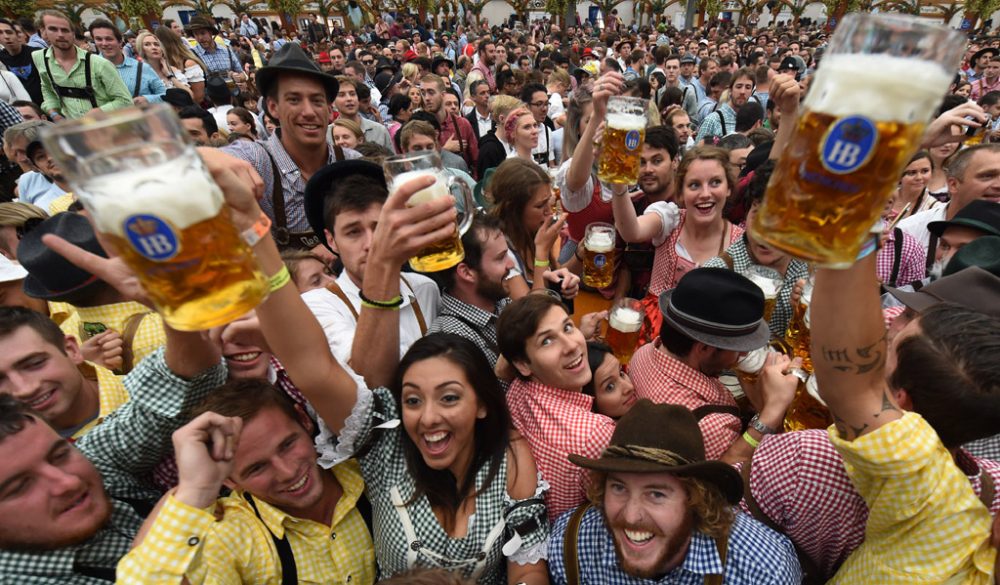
[132, 60, 143, 98]
[719, 251, 734, 270]
[83, 52, 96, 107]
[267, 151, 291, 246]
[74, 564, 116, 581]
[325, 276, 427, 335]
[888, 227, 903, 287]
[245, 494, 298, 585]
[563, 502, 592, 585]
[120, 311, 151, 374]
[716, 110, 727, 135]
[925, 233, 939, 279]
[44, 50, 98, 108]
[449, 113, 470, 166]
[703, 531, 729, 585]
[980, 471, 996, 510]
[692, 404, 741, 420]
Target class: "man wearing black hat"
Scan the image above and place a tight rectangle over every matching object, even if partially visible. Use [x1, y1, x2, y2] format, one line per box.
[966, 47, 998, 84]
[549, 400, 801, 584]
[187, 16, 245, 86]
[223, 43, 361, 258]
[925, 199, 1000, 277]
[628, 268, 800, 464]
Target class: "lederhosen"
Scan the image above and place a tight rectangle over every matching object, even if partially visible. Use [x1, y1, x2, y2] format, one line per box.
[43, 50, 98, 109]
[268, 144, 344, 250]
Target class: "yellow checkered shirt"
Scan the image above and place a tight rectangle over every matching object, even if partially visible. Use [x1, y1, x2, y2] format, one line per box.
[47, 192, 75, 215]
[60, 301, 165, 368]
[117, 459, 375, 584]
[829, 412, 996, 584]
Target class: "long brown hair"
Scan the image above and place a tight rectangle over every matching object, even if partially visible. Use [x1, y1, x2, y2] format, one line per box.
[155, 25, 206, 73]
[674, 145, 737, 202]
[489, 158, 550, 263]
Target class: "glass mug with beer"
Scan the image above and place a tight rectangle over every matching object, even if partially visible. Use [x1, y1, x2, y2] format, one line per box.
[751, 14, 965, 267]
[41, 105, 268, 331]
[598, 96, 648, 184]
[582, 222, 616, 288]
[784, 275, 814, 373]
[741, 265, 783, 323]
[785, 374, 833, 432]
[383, 151, 476, 272]
[606, 297, 643, 365]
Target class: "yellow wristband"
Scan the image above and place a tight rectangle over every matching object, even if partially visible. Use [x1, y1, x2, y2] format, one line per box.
[268, 265, 291, 292]
[742, 431, 760, 449]
[360, 299, 401, 311]
[534, 259, 550, 267]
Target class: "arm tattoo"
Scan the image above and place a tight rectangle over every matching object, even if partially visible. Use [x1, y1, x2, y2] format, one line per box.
[820, 332, 887, 375]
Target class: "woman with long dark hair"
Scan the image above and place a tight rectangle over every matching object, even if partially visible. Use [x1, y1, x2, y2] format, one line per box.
[309, 333, 550, 584]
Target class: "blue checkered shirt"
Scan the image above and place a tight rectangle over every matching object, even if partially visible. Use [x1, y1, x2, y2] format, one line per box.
[114, 56, 165, 102]
[192, 43, 243, 76]
[548, 506, 801, 585]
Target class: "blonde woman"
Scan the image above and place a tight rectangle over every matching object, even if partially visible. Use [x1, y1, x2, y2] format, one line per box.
[155, 25, 207, 104]
[137, 31, 192, 97]
[332, 117, 364, 149]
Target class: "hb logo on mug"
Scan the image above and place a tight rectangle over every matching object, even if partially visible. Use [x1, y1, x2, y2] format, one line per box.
[821, 116, 878, 174]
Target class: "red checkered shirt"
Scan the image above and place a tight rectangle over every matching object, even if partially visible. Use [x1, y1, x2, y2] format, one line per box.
[876, 227, 927, 287]
[736, 429, 1000, 580]
[629, 340, 741, 460]
[506, 378, 617, 521]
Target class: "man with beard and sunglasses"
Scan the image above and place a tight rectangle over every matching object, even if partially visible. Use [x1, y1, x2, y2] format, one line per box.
[549, 400, 801, 584]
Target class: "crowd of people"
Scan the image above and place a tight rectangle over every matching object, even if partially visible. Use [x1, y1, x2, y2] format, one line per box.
[0, 6, 998, 585]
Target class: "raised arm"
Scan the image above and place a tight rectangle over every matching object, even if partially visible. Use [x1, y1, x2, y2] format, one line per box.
[611, 186, 663, 243]
[812, 253, 901, 440]
[566, 71, 623, 193]
[768, 74, 799, 161]
[349, 175, 459, 387]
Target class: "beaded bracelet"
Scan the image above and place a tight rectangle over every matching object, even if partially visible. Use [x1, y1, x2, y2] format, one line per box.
[358, 289, 403, 309]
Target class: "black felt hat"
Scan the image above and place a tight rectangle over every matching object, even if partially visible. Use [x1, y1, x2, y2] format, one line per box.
[256, 43, 339, 115]
[17, 213, 107, 301]
[927, 200, 1000, 239]
[657, 267, 770, 352]
[303, 160, 386, 252]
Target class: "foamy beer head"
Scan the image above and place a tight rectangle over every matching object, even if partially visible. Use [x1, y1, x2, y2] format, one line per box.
[585, 228, 614, 253]
[606, 298, 643, 364]
[609, 306, 642, 333]
[392, 169, 452, 206]
[751, 14, 965, 267]
[736, 347, 768, 375]
[598, 97, 648, 185]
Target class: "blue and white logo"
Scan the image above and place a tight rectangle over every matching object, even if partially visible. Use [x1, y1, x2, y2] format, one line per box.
[820, 116, 878, 175]
[124, 214, 180, 261]
[594, 254, 607, 268]
[624, 129, 641, 151]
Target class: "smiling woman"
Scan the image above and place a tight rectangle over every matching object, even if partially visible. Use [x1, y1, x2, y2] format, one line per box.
[315, 333, 551, 584]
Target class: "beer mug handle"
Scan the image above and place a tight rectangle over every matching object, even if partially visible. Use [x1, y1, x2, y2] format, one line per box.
[447, 175, 477, 236]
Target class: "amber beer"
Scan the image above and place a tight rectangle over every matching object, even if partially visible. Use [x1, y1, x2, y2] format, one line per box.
[784, 278, 813, 373]
[395, 170, 465, 272]
[87, 158, 268, 330]
[597, 97, 648, 184]
[742, 266, 782, 323]
[583, 223, 615, 288]
[383, 152, 476, 272]
[784, 374, 833, 432]
[606, 299, 642, 364]
[751, 15, 964, 267]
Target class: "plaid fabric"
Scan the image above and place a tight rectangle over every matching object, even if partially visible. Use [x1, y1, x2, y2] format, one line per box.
[648, 211, 744, 297]
[740, 429, 1000, 580]
[113, 57, 165, 102]
[60, 301, 166, 368]
[427, 294, 509, 367]
[703, 234, 811, 339]
[191, 43, 243, 75]
[329, 386, 549, 584]
[117, 461, 376, 584]
[965, 435, 1000, 462]
[506, 379, 616, 521]
[0, 350, 226, 583]
[828, 413, 996, 584]
[0, 99, 22, 132]
[629, 341, 741, 460]
[548, 506, 801, 584]
[875, 228, 926, 287]
[696, 102, 737, 142]
[223, 133, 361, 234]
